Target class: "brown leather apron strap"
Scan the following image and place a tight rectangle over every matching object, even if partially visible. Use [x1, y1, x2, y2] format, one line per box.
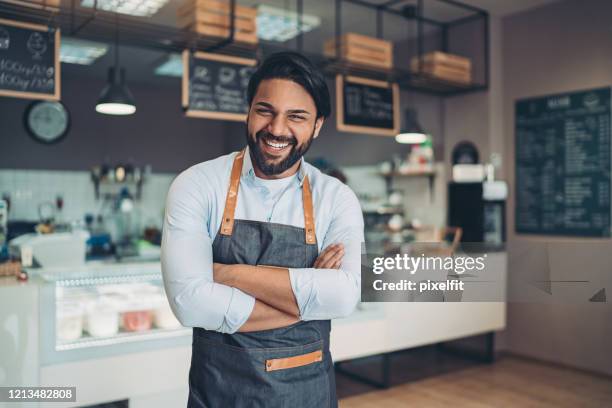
[302, 176, 317, 245]
[265, 349, 323, 372]
[220, 148, 317, 244]
[220, 149, 245, 236]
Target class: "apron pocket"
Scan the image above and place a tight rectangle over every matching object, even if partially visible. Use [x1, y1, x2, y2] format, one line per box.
[265, 349, 323, 372]
[191, 336, 329, 407]
[259, 340, 329, 407]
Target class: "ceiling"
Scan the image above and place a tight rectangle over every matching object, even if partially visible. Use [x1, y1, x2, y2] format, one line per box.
[4, 0, 563, 85]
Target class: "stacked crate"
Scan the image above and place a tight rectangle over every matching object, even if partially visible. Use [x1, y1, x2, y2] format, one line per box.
[410, 51, 472, 84]
[3, 0, 60, 11]
[177, 0, 258, 46]
[324, 33, 393, 70]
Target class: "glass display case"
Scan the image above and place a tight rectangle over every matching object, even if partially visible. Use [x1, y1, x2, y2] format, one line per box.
[37, 262, 191, 365]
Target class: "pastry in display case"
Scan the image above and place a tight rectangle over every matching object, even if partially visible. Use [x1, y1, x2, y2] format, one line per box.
[46, 264, 188, 353]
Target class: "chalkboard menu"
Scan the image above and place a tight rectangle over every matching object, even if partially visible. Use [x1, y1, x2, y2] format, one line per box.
[0, 18, 60, 100]
[515, 87, 611, 237]
[336, 75, 399, 136]
[182, 50, 256, 121]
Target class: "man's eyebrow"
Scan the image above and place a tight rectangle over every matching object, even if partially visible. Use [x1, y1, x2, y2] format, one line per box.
[287, 109, 311, 115]
[254, 102, 275, 109]
[254, 102, 311, 116]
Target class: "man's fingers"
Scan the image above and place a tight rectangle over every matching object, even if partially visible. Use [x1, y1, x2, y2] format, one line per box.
[314, 245, 336, 268]
[317, 246, 344, 269]
[316, 244, 343, 268]
[327, 250, 344, 269]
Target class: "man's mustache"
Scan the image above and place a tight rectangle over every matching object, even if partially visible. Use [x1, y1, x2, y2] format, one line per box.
[256, 130, 297, 145]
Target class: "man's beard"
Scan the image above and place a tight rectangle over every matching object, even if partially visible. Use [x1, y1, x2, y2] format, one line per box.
[247, 128, 315, 176]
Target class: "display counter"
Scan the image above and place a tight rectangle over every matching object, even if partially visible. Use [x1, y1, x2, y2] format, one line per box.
[0, 253, 506, 407]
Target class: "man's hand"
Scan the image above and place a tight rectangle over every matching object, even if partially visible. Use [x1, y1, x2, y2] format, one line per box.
[313, 243, 344, 269]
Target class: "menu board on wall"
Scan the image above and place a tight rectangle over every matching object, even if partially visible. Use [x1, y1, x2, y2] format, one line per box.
[515, 87, 611, 237]
[182, 50, 257, 121]
[336, 75, 400, 136]
[0, 18, 60, 100]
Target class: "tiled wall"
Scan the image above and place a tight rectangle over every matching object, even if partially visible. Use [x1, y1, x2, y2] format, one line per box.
[0, 164, 447, 239]
[0, 169, 176, 231]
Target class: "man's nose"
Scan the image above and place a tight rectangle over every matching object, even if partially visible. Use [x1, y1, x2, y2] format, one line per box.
[266, 114, 290, 137]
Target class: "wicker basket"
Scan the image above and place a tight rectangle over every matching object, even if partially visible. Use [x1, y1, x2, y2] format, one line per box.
[0, 260, 22, 277]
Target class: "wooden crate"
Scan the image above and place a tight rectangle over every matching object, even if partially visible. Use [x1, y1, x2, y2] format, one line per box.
[410, 61, 471, 84]
[177, 0, 258, 45]
[324, 33, 393, 70]
[410, 52, 472, 84]
[1, 0, 60, 10]
[411, 51, 472, 71]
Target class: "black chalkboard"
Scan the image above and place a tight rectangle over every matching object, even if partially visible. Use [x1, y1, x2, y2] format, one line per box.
[0, 18, 60, 100]
[336, 75, 399, 136]
[182, 50, 256, 121]
[515, 87, 611, 237]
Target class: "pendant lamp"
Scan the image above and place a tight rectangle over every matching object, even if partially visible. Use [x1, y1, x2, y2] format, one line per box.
[96, 12, 136, 115]
[395, 109, 427, 144]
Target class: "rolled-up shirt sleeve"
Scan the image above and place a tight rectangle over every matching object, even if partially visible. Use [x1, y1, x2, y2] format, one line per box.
[161, 169, 255, 334]
[289, 184, 364, 320]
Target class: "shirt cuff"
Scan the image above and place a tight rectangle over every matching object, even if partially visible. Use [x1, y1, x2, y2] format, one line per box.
[288, 268, 315, 320]
[220, 287, 255, 333]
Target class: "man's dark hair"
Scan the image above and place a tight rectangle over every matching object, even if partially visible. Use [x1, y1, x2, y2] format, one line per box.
[247, 52, 331, 119]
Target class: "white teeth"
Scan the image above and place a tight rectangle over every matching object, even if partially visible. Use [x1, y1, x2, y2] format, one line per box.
[264, 140, 289, 149]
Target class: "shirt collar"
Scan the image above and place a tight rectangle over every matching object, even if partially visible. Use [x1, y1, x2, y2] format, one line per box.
[242, 145, 307, 186]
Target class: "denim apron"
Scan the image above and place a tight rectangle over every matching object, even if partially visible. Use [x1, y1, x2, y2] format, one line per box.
[188, 149, 337, 408]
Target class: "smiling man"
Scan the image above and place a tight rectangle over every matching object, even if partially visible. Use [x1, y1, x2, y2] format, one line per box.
[161, 52, 364, 407]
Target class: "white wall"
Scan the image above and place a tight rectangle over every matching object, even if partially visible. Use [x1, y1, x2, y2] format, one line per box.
[501, 0, 612, 376]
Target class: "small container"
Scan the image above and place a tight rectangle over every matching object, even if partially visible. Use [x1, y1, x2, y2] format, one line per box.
[119, 287, 164, 332]
[122, 310, 153, 332]
[56, 302, 84, 341]
[86, 298, 119, 338]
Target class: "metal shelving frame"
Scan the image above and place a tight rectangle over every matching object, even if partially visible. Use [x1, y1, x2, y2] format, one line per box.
[0, 0, 488, 95]
[323, 0, 489, 96]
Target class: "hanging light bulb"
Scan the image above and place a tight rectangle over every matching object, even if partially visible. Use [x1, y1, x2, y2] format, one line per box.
[96, 12, 136, 115]
[395, 109, 427, 144]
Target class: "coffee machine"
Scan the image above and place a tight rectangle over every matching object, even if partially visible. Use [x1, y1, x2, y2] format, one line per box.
[448, 181, 507, 249]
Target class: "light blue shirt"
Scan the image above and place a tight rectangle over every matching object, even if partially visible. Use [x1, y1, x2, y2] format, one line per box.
[161, 147, 365, 334]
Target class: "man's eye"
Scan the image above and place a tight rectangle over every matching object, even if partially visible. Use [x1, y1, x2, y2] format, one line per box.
[256, 109, 272, 115]
[289, 115, 306, 121]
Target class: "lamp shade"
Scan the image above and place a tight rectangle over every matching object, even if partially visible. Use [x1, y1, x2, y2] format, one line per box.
[96, 67, 136, 115]
[395, 109, 427, 144]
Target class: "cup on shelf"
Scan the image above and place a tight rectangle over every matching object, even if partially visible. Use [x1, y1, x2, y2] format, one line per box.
[86, 297, 120, 338]
[56, 302, 84, 341]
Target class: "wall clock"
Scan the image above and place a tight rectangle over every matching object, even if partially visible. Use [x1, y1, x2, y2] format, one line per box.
[24, 101, 70, 144]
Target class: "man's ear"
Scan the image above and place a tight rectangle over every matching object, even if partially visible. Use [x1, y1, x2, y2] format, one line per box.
[313, 117, 325, 139]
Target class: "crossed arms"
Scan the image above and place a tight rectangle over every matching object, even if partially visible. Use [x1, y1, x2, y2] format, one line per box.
[161, 170, 364, 334]
[212, 243, 345, 332]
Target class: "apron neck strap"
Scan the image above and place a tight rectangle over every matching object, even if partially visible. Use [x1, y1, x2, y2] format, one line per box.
[220, 149, 245, 236]
[220, 149, 317, 245]
[302, 176, 316, 245]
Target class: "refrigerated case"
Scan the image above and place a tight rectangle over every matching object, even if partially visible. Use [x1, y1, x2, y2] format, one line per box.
[0, 262, 192, 408]
[41, 262, 190, 365]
